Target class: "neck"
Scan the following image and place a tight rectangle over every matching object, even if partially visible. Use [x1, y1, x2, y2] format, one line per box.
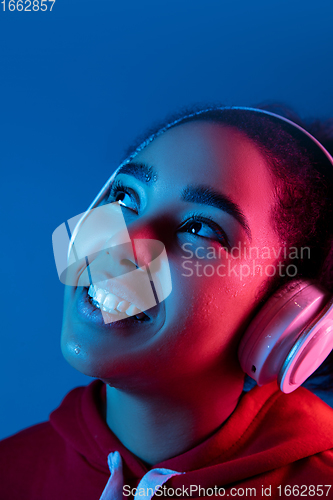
[105, 372, 244, 465]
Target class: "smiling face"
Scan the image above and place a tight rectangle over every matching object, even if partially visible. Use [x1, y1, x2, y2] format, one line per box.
[61, 121, 283, 393]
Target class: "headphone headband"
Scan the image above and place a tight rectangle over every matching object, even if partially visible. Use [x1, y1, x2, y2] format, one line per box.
[230, 106, 333, 167]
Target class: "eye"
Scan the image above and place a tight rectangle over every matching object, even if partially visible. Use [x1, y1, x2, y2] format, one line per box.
[178, 213, 229, 248]
[107, 180, 139, 213]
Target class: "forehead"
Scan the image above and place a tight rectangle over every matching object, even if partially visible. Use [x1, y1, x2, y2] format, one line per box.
[132, 121, 276, 220]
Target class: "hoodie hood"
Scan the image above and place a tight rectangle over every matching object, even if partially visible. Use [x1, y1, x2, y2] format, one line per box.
[49, 379, 333, 492]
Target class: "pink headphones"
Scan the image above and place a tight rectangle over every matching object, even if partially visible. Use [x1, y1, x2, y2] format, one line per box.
[237, 108, 333, 393]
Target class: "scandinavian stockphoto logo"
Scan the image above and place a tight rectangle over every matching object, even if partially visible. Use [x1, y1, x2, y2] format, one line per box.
[52, 202, 172, 324]
[181, 242, 311, 280]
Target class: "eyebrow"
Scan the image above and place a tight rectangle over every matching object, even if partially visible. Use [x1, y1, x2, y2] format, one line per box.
[115, 162, 252, 241]
[116, 162, 158, 184]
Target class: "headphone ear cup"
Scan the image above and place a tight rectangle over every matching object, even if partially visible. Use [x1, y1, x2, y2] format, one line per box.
[238, 280, 333, 393]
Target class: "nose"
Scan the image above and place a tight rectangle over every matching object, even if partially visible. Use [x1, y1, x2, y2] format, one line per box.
[96, 225, 159, 272]
[72, 202, 162, 274]
[128, 218, 172, 305]
[76, 206, 171, 302]
[125, 219, 164, 269]
[97, 217, 166, 280]
[94, 216, 171, 304]
[53, 202, 172, 305]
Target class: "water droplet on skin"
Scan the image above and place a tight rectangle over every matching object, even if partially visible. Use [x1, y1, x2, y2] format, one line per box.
[145, 173, 151, 181]
[152, 174, 157, 182]
[74, 346, 80, 355]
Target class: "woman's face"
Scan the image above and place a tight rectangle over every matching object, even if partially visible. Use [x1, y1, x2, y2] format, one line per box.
[61, 121, 282, 390]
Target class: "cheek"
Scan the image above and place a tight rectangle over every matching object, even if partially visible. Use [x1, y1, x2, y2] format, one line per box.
[166, 262, 251, 342]
[169, 254, 274, 341]
[62, 285, 74, 324]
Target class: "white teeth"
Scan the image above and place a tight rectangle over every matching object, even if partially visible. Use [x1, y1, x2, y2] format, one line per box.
[95, 289, 107, 304]
[103, 293, 119, 311]
[125, 304, 141, 316]
[88, 285, 143, 318]
[117, 300, 130, 312]
[101, 304, 119, 314]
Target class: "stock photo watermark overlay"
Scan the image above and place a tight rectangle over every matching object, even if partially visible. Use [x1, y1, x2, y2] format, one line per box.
[180, 242, 311, 280]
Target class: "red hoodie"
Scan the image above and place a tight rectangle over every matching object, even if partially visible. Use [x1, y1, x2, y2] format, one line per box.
[1, 380, 333, 499]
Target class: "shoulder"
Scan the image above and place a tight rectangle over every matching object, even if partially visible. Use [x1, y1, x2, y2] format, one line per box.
[0, 420, 60, 459]
[232, 384, 333, 467]
[0, 382, 95, 462]
[0, 383, 97, 500]
[245, 382, 333, 434]
[0, 420, 63, 499]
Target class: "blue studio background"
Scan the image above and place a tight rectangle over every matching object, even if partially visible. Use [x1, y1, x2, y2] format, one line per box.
[1, 0, 333, 440]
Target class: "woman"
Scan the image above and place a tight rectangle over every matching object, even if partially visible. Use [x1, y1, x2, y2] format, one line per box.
[1, 105, 333, 499]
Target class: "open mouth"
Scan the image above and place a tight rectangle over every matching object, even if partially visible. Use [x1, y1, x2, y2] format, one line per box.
[86, 285, 150, 323]
[75, 284, 166, 331]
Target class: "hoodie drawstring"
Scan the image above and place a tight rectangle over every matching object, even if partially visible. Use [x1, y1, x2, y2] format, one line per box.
[99, 451, 183, 500]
